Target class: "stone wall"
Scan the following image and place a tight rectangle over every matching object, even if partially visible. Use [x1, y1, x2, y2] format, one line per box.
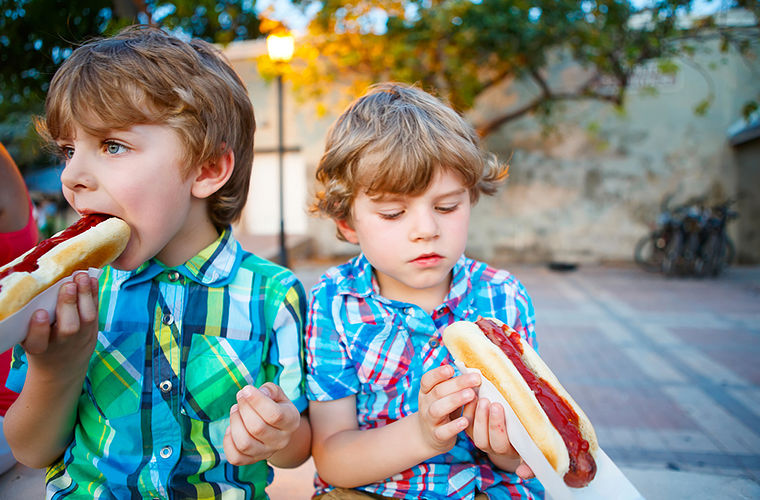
[467, 38, 758, 264]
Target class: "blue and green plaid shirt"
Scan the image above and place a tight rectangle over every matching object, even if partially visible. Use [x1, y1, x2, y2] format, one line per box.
[8, 229, 307, 499]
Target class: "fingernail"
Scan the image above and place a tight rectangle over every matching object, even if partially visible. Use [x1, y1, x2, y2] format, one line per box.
[65, 283, 77, 296]
[238, 386, 253, 399]
[33, 310, 48, 323]
[230, 404, 238, 414]
[259, 385, 271, 398]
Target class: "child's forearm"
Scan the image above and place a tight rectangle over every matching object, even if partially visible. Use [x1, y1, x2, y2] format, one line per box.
[312, 413, 440, 489]
[3, 360, 88, 468]
[268, 415, 312, 468]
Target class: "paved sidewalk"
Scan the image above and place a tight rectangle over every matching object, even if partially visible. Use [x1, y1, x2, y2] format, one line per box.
[2, 260, 759, 498]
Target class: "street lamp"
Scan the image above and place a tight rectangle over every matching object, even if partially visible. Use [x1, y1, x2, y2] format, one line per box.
[266, 32, 294, 267]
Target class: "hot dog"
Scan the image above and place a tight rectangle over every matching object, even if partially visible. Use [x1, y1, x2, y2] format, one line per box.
[0, 214, 130, 321]
[442, 317, 598, 488]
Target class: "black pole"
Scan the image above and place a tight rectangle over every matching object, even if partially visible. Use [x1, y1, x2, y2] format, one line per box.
[277, 73, 288, 267]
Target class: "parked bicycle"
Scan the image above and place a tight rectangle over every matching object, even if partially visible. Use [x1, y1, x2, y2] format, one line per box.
[634, 196, 737, 277]
[699, 200, 738, 276]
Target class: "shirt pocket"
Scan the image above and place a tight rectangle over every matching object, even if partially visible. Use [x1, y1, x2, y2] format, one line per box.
[84, 330, 145, 421]
[348, 318, 414, 391]
[181, 334, 264, 422]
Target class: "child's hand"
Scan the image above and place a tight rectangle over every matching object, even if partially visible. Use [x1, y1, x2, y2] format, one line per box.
[417, 365, 480, 455]
[463, 397, 535, 479]
[223, 382, 301, 465]
[23, 272, 100, 374]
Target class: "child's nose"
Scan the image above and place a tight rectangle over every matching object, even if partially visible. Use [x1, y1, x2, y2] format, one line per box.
[410, 209, 440, 241]
[60, 153, 96, 192]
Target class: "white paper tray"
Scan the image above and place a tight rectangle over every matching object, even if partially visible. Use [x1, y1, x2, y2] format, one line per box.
[456, 362, 645, 500]
[0, 268, 103, 353]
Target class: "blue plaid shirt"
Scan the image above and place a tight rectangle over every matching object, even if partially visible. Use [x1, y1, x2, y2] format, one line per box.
[306, 253, 544, 499]
[8, 229, 307, 499]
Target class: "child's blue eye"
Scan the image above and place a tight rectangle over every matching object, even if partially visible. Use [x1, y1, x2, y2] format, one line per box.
[57, 145, 74, 160]
[105, 142, 127, 155]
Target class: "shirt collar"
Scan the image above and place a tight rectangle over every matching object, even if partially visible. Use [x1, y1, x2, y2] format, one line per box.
[439, 254, 474, 319]
[335, 252, 474, 317]
[109, 227, 241, 288]
[334, 253, 376, 298]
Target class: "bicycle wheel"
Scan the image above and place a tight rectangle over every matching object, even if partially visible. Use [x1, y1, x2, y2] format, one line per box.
[634, 233, 664, 272]
[707, 235, 736, 276]
[662, 230, 683, 276]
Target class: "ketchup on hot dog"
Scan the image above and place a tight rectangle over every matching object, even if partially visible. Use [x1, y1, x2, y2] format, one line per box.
[475, 318, 596, 487]
[0, 214, 109, 290]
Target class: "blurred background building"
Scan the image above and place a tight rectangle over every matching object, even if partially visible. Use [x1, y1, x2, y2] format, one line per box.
[222, 13, 760, 267]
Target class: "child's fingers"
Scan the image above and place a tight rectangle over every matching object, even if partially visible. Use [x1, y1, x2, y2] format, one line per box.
[238, 384, 299, 432]
[54, 282, 81, 337]
[487, 403, 515, 457]
[75, 273, 98, 324]
[225, 404, 264, 464]
[258, 382, 285, 402]
[420, 365, 455, 394]
[461, 398, 477, 428]
[515, 461, 535, 479]
[432, 415, 469, 442]
[427, 387, 477, 420]
[236, 392, 276, 441]
[469, 398, 491, 449]
[23, 310, 51, 354]
[422, 369, 480, 401]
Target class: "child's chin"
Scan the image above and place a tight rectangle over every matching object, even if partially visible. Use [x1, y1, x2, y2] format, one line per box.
[110, 253, 139, 272]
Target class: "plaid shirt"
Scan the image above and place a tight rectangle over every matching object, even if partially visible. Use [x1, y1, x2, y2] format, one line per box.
[306, 253, 544, 500]
[8, 229, 307, 499]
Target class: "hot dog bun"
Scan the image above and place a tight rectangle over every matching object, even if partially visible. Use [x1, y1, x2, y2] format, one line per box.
[0, 215, 130, 321]
[442, 318, 598, 487]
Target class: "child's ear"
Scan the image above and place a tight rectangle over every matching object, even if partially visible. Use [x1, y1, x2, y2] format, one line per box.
[191, 149, 234, 199]
[336, 219, 359, 244]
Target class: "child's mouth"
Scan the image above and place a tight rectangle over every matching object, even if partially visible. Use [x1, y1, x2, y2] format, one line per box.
[412, 253, 443, 266]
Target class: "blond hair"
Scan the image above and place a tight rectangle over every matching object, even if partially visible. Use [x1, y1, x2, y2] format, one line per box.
[312, 83, 507, 239]
[40, 25, 255, 231]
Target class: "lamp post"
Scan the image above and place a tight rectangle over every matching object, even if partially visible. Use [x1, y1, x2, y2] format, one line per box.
[266, 33, 294, 267]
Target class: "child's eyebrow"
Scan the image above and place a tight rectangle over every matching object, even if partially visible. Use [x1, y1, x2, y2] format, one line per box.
[369, 193, 406, 203]
[437, 187, 468, 198]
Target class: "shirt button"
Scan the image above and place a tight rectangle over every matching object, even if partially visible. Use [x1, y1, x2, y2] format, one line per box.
[429, 339, 440, 348]
[160, 380, 173, 393]
[168, 271, 181, 282]
[160, 446, 173, 459]
[162, 313, 174, 325]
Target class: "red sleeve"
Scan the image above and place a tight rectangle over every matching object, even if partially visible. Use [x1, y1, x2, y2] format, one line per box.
[0, 197, 38, 267]
[0, 197, 37, 414]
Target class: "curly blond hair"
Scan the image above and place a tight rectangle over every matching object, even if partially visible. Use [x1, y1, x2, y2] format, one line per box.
[312, 82, 507, 240]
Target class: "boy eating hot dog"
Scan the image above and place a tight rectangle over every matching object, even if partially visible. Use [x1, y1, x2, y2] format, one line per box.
[4, 25, 311, 498]
[306, 82, 543, 499]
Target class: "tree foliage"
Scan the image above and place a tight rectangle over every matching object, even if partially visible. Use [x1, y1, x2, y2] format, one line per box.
[280, 0, 759, 137]
[0, 0, 262, 167]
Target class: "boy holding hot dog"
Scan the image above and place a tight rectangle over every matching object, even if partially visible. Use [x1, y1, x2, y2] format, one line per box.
[4, 25, 311, 498]
[306, 82, 543, 499]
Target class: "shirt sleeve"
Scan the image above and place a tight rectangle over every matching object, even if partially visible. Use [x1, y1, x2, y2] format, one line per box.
[6, 344, 27, 393]
[305, 280, 360, 401]
[266, 276, 308, 413]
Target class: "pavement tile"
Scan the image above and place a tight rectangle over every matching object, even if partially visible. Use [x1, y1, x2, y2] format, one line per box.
[661, 386, 760, 455]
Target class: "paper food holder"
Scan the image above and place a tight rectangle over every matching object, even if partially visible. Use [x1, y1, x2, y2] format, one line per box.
[0, 268, 103, 353]
[456, 362, 645, 500]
